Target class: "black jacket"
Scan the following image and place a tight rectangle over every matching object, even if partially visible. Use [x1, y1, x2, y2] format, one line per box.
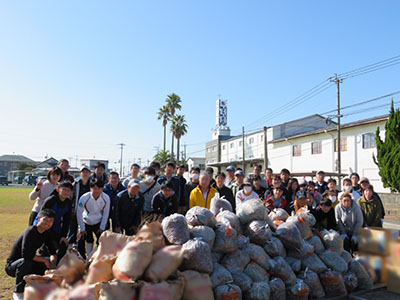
[178, 176, 187, 206]
[315, 181, 328, 194]
[312, 208, 337, 231]
[152, 191, 179, 217]
[41, 191, 72, 238]
[114, 190, 144, 229]
[183, 181, 199, 208]
[213, 184, 236, 213]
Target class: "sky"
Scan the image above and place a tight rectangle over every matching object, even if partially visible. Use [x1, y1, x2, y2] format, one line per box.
[1, 1, 399, 174]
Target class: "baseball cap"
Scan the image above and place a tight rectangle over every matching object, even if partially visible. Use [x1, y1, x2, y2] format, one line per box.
[226, 165, 236, 172]
[316, 170, 325, 175]
[234, 170, 244, 177]
[80, 166, 91, 172]
[360, 177, 369, 184]
[128, 179, 140, 188]
[242, 178, 252, 186]
[296, 190, 307, 199]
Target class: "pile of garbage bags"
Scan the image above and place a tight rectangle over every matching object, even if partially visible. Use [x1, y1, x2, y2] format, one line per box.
[23, 196, 376, 300]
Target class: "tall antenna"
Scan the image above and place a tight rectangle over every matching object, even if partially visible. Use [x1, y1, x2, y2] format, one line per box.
[117, 143, 126, 176]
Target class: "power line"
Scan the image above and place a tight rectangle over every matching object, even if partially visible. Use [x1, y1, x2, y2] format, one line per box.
[341, 101, 400, 118]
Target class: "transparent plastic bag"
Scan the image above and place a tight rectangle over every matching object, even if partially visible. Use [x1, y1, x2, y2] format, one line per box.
[319, 250, 348, 274]
[244, 243, 272, 270]
[216, 210, 242, 234]
[264, 237, 286, 258]
[232, 271, 253, 293]
[244, 281, 270, 300]
[244, 261, 270, 282]
[162, 213, 190, 245]
[319, 269, 347, 297]
[245, 220, 272, 246]
[185, 206, 217, 228]
[221, 249, 250, 273]
[301, 253, 327, 274]
[189, 225, 215, 249]
[343, 271, 358, 293]
[236, 198, 268, 225]
[276, 222, 304, 250]
[237, 234, 250, 250]
[270, 256, 297, 286]
[181, 238, 213, 273]
[210, 263, 233, 288]
[284, 256, 301, 274]
[307, 235, 325, 254]
[298, 268, 325, 298]
[210, 193, 233, 216]
[286, 278, 309, 300]
[213, 222, 238, 254]
[214, 283, 242, 300]
[287, 241, 314, 259]
[340, 250, 352, 265]
[321, 229, 343, 255]
[348, 260, 373, 290]
[268, 208, 289, 222]
[269, 277, 286, 300]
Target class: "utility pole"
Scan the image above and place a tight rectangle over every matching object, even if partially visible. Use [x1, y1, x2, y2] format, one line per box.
[263, 126, 268, 170]
[184, 144, 187, 160]
[117, 143, 126, 176]
[242, 127, 245, 173]
[330, 74, 343, 182]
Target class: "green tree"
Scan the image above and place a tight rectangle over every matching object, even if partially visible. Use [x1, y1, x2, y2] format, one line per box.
[153, 149, 174, 167]
[165, 93, 182, 158]
[170, 114, 188, 161]
[157, 105, 170, 151]
[13, 162, 36, 171]
[373, 100, 400, 192]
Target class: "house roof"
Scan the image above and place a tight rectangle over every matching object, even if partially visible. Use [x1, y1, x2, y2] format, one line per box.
[272, 114, 389, 143]
[0, 155, 35, 162]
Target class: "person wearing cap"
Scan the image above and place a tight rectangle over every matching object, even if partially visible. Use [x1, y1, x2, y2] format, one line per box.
[189, 173, 217, 209]
[67, 166, 91, 255]
[113, 179, 144, 236]
[103, 171, 126, 230]
[357, 184, 383, 228]
[312, 198, 337, 231]
[231, 170, 245, 198]
[225, 165, 236, 187]
[252, 175, 266, 200]
[264, 185, 287, 211]
[183, 167, 201, 213]
[235, 178, 259, 208]
[76, 179, 110, 259]
[315, 170, 328, 194]
[289, 190, 313, 214]
[335, 192, 363, 253]
[359, 177, 385, 218]
[213, 172, 236, 212]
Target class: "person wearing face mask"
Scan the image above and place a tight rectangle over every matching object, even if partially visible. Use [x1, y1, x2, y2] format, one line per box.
[149, 162, 161, 181]
[322, 188, 339, 208]
[213, 172, 235, 212]
[235, 179, 259, 208]
[339, 178, 361, 201]
[357, 184, 383, 228]
[183, 167, 201, 212]
[139, 167, 161, 214]
[335, 193, 363, 253]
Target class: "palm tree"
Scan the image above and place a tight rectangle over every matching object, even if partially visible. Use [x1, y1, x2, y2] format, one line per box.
[171, 114, 188, 161]
[157, 105, 170, 151]
[165, 93, 182, 158]
[153, 149, 173, 167]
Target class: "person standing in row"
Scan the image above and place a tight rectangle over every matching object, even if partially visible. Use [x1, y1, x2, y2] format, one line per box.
[189, 173, 217, 209]
[158, 162, 181, 201]
[236, 179, 258, 208]
[225, 165, 236, 187]
[252, 175, 266, 200]
[213, 172, 235, 212]
[123, 163, 141, 188]
[140, 167, 161, 215]
[176, 165, 187, 212]
[57, 159, 75, 183]
[103, 171, 126, 230]
[182, 167, 200, 212]
[357, 184, 383, 228]
[231, 170, 245, 198]
[90, 162, 107, 183]
[315, 170, 328, 194]
[152, 181, 178, 218]
[28, 166, 62, 225]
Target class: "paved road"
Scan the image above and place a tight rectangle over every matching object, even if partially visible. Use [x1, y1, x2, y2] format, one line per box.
[383, 219, 400, 230]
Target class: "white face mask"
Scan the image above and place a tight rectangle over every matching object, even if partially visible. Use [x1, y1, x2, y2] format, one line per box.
[155, 170, 160, 175]
[330, 196, 337, 202]
[144, 175, 154, 183]
[190, 173, 200, 181]
[243, 186, 252, 194]
[344, 186, 352, 192]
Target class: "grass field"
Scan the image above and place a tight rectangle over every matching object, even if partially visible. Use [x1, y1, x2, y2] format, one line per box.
[0, 187, 32, 299]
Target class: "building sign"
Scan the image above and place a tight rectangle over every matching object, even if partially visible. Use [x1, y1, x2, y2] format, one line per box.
[216, 99, 228, 126]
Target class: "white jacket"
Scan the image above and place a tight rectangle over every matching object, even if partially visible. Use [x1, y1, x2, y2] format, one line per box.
[77, 192, 110, 231]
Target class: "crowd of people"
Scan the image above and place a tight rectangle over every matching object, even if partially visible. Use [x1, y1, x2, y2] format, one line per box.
[5, 158, 385, 300]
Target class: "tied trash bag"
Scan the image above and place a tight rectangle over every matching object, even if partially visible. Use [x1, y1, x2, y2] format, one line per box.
[138, 277, 184, 300]
[319, 250, 348, 274]
[232, 272, 252, 292]
[221, 249, 250, 273]
[286, 214, 313, 240]
[185, 206, 217, 228]
[301, 253, 327, 274]
[298, 268, 325, 299]
[244, 261, 270, 282]
[343, 271, 358, 293]
[214, 283, 242, 300]
[307, 235, 325, 255]
[237, 234, 250, 250]
[355, 257, 377, 283]
[143, 245, 184, 282]
[269, 278, 285, 300]
[348, 260, 374, 290]
[161, 214, 190, 245]
[284, 257, 301, 274]
[236, 198, 268, 225]
[213, 222, 238, 254]
[210, 193, 233, 215]
[321, 229, 343, 255]
[286, 279, 310, 300]
[98, 281, 137, 300]
[90, 231, 135, 262]
[85, 254, 117, 284]
[270, 256, 297, 286]
[264, 237, 286, 258]
[244, 243, 272, 270]
[245, 220, 272, 246]
[268, 208, 289, 222]
[319, 269, 347, 297]
[212, 252, 224, 263]
[216, 210, 242, 234]
[181, 238, 213, 273]
[23, 276, 59, 300]
[245, 281, 270, 300]
[341, 250, 352, 265]
[276, 222, 304, 250]
[181, 270, 214, 300]
[189, 225, 216, 248]
[113, 239, 153, 281]
[287, 241, 314, 259]
[210, 263, 233, 288]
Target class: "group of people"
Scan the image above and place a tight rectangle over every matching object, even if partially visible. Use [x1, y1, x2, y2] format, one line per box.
[5, 158, 385, 300]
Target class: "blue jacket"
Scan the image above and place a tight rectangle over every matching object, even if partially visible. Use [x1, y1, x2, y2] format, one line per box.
[103, 182, 126, 218]
[157, 175, 181, 200]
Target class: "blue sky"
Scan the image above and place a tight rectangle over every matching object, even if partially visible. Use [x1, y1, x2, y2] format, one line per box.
[1, 1, 399, 172]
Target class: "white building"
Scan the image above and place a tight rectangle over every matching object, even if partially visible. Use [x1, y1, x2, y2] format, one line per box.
[80, 159, 109, 171]
[206, 114, 389, 193]
[187, 157, 206, 171]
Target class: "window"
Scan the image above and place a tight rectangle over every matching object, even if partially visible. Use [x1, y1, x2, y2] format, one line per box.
[212, 146, 217, 152]
[261, 135, 264, 141]
[249, 137, 254, 144]
[222, 145, 226, 150]
[334, 138, 347, 152]
[239, 141, 242, 147]
[362, 133, 376, 149]
[207, 147, 211, 153]
[293, 145, 302, 156]
[230, 143, 234, 149]
[311, 141, 322, 154]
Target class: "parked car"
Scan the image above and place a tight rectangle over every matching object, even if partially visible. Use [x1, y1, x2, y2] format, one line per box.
[23, 175, 37, 185]
[0, 176, 9, 185]
[13, 176, 23, 184]
[36, 176, 47, 184]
